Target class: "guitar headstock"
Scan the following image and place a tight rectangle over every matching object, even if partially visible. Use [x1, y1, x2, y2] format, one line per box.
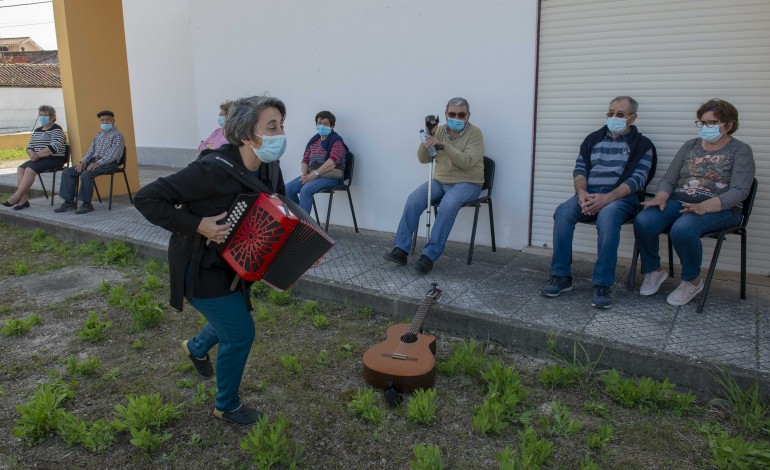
[426, 283, 442, 302]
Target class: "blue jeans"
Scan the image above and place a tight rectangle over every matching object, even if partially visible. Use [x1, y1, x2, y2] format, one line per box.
[550, 194, 640, 287]
[187, 292, 255, 412]
[393, 180, 482, 262]
[633, 199, 741, 281]
[58, 163, 118, 204]
[285, 175, 342, 214]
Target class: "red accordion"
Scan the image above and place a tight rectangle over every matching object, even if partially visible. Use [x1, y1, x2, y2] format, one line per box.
[208, 193, 334, 290]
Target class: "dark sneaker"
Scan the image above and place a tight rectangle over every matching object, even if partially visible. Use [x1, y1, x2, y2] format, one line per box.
[54, 201, 76, 213]
[383, 247, 408, 266]
[540, 276, 573, 297]
[415, 254, 434, 274]
[182, 340, 214, 379]
[213, 404, 264, 425]
[74, 202, 94, 214]
[591, 285, 612, 309]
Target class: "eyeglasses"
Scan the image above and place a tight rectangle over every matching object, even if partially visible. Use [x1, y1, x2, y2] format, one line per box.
[447, 112, 468, 119]
[606, 111, 635, 119]
[695, 120, 723, 128]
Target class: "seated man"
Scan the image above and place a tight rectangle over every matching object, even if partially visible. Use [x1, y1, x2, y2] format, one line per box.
[384, 97, 484, 274]
[54, 110, 125, 214]
[541, 96, 656, 308]
[284, 110, 347, 214]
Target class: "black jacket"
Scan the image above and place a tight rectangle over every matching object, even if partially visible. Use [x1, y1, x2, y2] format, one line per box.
[134, 144, 285, 311]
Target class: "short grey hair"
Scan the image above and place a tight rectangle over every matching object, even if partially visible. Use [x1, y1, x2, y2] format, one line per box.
[446, 97, 470, 112]
[611, 96, 638, 114]
[38, 105, 56, 121]
[224, 95, 286, 146]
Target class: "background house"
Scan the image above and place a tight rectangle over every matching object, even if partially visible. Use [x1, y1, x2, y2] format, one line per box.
[0, 36, 43, 52]
[0, 63, 65, 134]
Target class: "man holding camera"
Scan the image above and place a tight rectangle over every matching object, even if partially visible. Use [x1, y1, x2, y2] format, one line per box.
[540, 96, 656, 309]
[384, 97, 484, 274]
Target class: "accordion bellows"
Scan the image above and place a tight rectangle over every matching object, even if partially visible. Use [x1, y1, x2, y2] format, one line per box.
[208, 193, 334, 290]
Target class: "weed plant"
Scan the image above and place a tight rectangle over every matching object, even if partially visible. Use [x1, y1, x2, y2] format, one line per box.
[112, 393, 184, 431]
[127, 292, 165, 331]
[132, 339, 144, 350]
[268, 289, 292, 305]
[129, 426, 172, 452]
[407, 388, 437, 425]
[348, 388, 385, 423]
[312, 314, 330, 329]
[12, 262, 28, 276]
[699, 423, 770, 468]
[250, 281, 271, 299]
[437, 338, 487, 377]
[279, 355, 303, 375]
[192, 384, 216, 407]
[81, 419, 117, 453]
[108, 285, 128, 307]
[76, 240, 104, 256]
[1, 314, 42, 336]
[143, 274, 162, 291]
[78, 310, 112, 342]
[315, 349, 331, 366]
[30, 229, 68, 255]
[176, 378, 195, 389]
[409, 443, 444, 470]
[97, 280, 111, 295]
[472, 398, 507, 435]
[602, 370, 695, 415]
[65, 356, 101, 376]
[357, 306, 374, 317]
[97, 241, 136, 266]
[13, 381, 74, 443]
[297, 300, 319, 317]
[239, 414, 303, 469]
[583, 401, 609, 419]
[586, 423, 613, 450]
[709, 367, 770, 436]
[494, 426, 554, 469]
[541, 400, 582, 437]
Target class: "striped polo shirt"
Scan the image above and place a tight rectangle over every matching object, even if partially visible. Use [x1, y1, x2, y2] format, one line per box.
[574, 131, 653, 194]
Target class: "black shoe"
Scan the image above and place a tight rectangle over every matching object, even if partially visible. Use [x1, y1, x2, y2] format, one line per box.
[12, 201, 30, 210]
[182, 340, 214, 379]
[415, 255, 434, 274]
[540, 276, 573, 297]
[383, 247, 408, 266]
[2, 200, 14, 207]
[591, 285, 612, 309]
[74, 202, 94, 214]
[54, 201, 76, 213]
[213, 404, 264, 425]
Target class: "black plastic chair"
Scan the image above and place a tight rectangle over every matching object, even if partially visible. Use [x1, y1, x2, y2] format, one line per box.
[411, 156, 496, 265]
[37, 143, 70, 206]
[92, 147, 133, 210]
[627, 178, 758, 313]
[311, 151, 358, 233]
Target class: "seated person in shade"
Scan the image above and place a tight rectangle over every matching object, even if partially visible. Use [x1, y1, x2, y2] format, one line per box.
[199, 100, 233, 151]
[54, 110, 125, 214]
[3, 105, 67, 210]
[633, 98, 755, 307]
[284, 111, 347, 214]
[540, 96, 656, 309]
[383, 97, 484, 274]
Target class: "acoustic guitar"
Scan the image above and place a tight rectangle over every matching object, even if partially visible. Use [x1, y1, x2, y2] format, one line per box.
[362, 284, 442, 392]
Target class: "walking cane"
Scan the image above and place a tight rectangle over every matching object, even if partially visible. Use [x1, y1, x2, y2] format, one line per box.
[419, 115, 440, 242]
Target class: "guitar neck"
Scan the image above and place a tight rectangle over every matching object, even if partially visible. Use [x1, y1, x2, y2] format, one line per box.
[406, 295, 436, 335]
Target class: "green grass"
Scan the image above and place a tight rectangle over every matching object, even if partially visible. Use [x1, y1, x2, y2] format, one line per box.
[0, 147, 26, 162]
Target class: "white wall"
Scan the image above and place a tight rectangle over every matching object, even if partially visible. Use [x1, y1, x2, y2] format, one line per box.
[0, 87, 67, 133]
[124, 0, 539, 250]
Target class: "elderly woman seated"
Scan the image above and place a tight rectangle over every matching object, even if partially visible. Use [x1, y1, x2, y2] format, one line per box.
[198, 100, 234, 152]
[633, 98, 755, 306]
[284, 110, 348, 214]
[3, 105, 67, 210]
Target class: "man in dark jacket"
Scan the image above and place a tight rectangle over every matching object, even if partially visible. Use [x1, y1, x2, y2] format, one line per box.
[541, 96, 656, 309]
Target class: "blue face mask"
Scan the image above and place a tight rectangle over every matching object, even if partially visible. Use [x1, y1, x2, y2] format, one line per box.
[217, 116, 225, 128]
[446, 118, 466, 132]
[699, 124, 724, 143]
[252, 134, 287, 163]
[606, 117, 627, 134]
[39, 116, 50, 126]
[316, 125, 332, 136]
[101, 123, 113, 132]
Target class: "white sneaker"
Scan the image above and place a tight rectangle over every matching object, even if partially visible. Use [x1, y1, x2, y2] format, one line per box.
[666, 280, 704, 306]
[639, 270, 669, 296]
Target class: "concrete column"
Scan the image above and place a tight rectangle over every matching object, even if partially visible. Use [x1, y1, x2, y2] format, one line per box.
[52, 0, 137, 197]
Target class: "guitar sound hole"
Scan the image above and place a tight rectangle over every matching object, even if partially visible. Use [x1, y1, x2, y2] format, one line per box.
[400, 333, 418, 344]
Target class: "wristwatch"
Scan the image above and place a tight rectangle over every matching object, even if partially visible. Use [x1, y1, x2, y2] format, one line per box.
[313, 170, 319, 177]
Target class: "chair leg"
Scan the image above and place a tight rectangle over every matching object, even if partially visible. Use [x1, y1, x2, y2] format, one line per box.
[667, 235, 675, 277]
[627, 242, 640, 291]
[467, 203, 481, 265]
[94, 183, 102, 204]
[740, 232, 747, 300]
[50, 171, 57, 206]
[108, 174, 115, 210]
[487, 199, 496, 252]
[312, 196, 321, 225]
[697, 236, 725, 313]
[346, 189, 359, 233]
[38, 174, 49, 200]
[324, 191, 335, 232]
[123, 171, 133, 204]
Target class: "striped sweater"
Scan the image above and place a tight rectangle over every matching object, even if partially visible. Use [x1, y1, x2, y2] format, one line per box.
[26, 124, 67, 157]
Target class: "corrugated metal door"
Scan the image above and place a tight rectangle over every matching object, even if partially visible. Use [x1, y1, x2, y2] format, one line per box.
[532, 0, 770, 275]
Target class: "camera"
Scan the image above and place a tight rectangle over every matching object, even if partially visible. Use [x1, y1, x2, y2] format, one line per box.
[424, 115, 439, 136]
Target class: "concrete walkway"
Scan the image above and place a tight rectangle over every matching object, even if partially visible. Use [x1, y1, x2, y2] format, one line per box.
[1, 165, 768, 398]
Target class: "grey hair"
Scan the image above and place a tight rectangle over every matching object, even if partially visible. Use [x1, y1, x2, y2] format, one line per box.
[38, 105, 56, 121]
[224, 95, 286, 145]
[446, 97, 470, 112]
[611, 96, 638, 114]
